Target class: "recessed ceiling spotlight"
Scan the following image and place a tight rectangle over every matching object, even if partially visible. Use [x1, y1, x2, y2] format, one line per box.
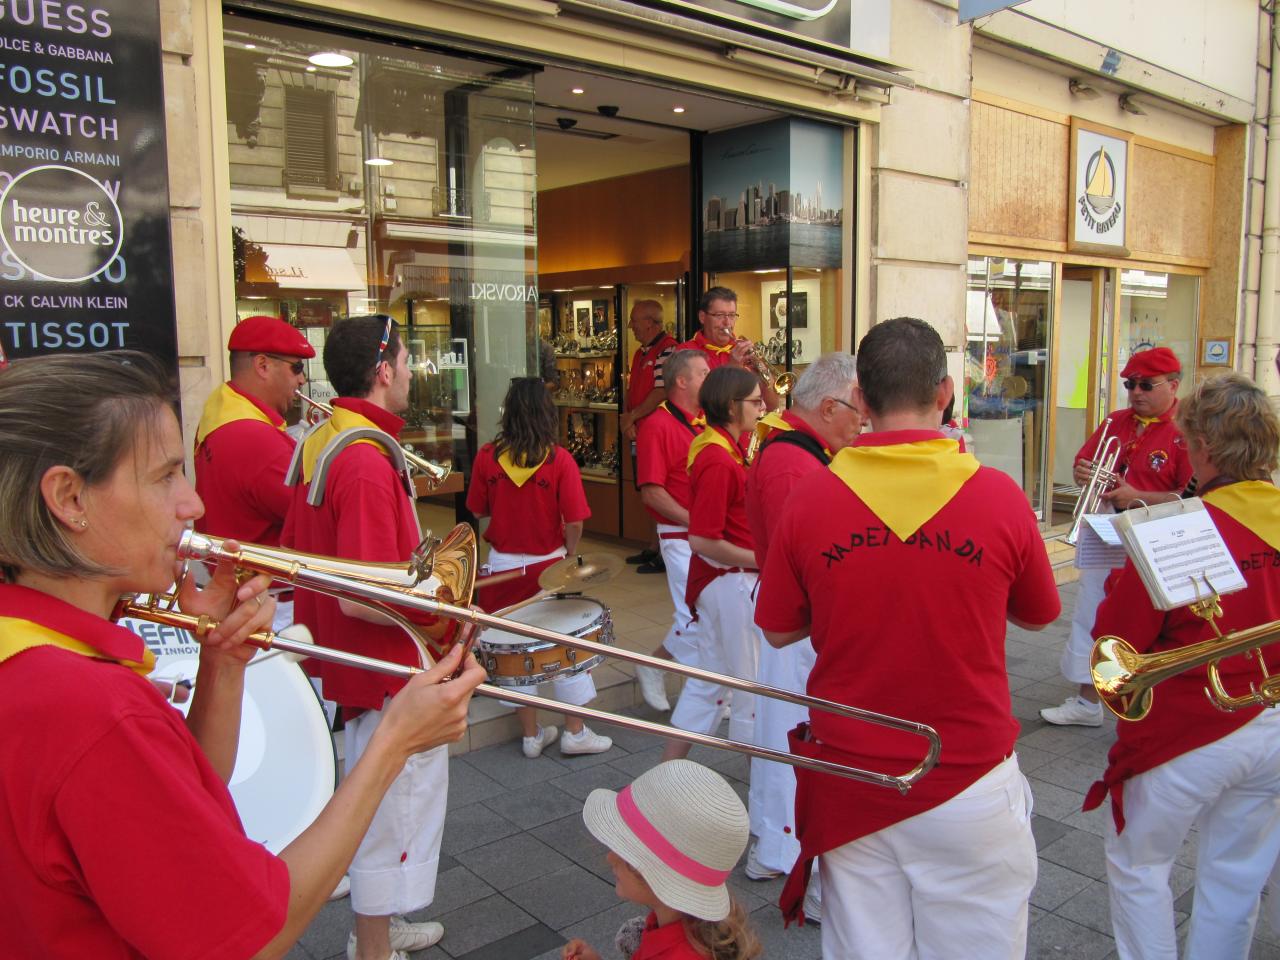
[309, 51, 353, 67]
[672, 106, 686, 114]
[244, 43, 256, 50]
[364, 157, 393, 167]
[571, 87, 585, 95]
[305, 66, 317, 73]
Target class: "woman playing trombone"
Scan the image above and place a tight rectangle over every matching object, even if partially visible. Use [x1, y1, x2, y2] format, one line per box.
[0, 351, 484, 960]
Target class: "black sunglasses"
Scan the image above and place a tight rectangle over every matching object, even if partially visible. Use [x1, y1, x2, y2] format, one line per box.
[1123, 377, 1171, 392]
[263, 354, 306, 375]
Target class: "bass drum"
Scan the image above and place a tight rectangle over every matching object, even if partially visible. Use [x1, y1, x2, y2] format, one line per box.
[120, 616, 337, 854]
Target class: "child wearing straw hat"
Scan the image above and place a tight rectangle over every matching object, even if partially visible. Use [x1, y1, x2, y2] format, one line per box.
[562, 760, 762, 960]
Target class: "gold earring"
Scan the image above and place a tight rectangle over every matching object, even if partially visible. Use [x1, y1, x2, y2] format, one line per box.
[77, 519, 88, 529]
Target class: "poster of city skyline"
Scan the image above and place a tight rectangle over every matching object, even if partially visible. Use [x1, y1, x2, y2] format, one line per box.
[701, 117, 843, 271]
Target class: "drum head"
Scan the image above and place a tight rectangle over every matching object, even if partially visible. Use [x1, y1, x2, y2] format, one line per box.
[481, 596, 606, 649]
[122, 617, 337, 854]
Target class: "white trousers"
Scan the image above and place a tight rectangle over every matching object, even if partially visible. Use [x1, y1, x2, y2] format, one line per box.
[1105, 708, 1280, 960]
[747, 637, 816, 871]
[1062, 565, 1109, 684]
[820, 755, 1037, 960]
[344, 703, 448, 917]
[670, 569, 760, 744]
[655, 526, 700, 665]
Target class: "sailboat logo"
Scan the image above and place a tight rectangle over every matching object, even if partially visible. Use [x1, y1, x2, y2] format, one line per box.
[1079, 145, 1122, 233]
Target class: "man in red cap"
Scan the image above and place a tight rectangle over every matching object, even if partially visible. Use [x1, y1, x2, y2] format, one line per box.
[1041, 345, 1194, 726]
[194, 314, 312, 577]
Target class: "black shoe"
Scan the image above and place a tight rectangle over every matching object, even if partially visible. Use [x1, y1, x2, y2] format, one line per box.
[636, 557, 666, 574]
[626, 548, 659, 565]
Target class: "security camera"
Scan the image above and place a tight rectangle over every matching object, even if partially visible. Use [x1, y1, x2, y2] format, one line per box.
[597, 105, 620, 118]
[556, 117, 578, 130]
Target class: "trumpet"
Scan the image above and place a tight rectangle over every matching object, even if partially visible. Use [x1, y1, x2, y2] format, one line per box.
[1092, 591, 1280, 721]
[738, 338, 796, 399]
[295, 390, 452, 491]
[1060, 417, 1123, 546]
[165, 526, 941, 791]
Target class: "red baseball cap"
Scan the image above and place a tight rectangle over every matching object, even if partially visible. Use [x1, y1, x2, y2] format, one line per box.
[1121, 347, 1180, 380]
[227, 315, 315, 358]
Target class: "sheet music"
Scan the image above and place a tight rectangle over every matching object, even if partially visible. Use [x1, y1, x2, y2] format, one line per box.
[1121, 508, 1246, 610]
[1074, 515, 1127, 569]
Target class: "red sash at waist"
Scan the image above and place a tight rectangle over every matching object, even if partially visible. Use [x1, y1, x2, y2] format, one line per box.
[684, 554, 757, 621]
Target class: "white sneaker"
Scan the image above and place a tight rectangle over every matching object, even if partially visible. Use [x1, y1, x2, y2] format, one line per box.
[1040, 695, 1104, 727]
[744, 842, 783, 881]
[560, 725, 613, 755]
[635, 663, 671, 711]
[346, 917, 444, 959]
[328, 874, 351, 900]
[802, 889, 822, 925]
[523, 725, 559, 758]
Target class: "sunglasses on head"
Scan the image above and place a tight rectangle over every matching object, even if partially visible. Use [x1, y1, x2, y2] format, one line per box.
[1123, 377, 1170, 392]
[375, 316, 393, 369]
[263, 354, 306, 375]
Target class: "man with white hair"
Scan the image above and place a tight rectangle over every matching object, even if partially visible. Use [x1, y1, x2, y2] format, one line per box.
[743, 353, 862, 907]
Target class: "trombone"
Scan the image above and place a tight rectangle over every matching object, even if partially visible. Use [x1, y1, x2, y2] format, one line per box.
[295, 390, 452, 491]
[157, 526, 941, 792]
[1092, 589, 1280, 721]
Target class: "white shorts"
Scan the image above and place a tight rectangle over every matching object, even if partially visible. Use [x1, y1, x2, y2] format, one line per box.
[344, 702, 448, 917]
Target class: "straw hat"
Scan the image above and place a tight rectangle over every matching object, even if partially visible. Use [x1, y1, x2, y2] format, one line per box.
[583, 759, 749, 922]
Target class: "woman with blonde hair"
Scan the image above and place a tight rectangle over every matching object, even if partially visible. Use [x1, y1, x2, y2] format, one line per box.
[1084, 372, 1280, 959]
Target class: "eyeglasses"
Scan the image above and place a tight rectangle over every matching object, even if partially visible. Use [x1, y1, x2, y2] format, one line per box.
[705, 311, 740, 321]
[829, 397, 859, 413]
[375, 316, 393, 369]
[737, 396, 766, 407]
[262, 354, 306, 376]
[1123, 377, 1172, 392]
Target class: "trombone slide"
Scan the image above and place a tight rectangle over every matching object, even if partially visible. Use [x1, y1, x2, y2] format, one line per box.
[177, 530, 941, 792]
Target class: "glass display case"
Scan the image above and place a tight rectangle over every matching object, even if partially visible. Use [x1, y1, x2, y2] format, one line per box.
[547, 289, 622, 484]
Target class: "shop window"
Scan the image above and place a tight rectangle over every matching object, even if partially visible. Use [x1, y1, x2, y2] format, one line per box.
[283, 87, 338, 195]
[1120, 271, 1199, 397]
[965, 256, 1053, 518]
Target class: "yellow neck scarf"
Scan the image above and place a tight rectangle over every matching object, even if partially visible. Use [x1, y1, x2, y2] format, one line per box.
[1202, 481, 1280, 553]
[829, 438, 980, 540]
[299, 405, 393, 484]
[687, 427, 742, 472]
[195, 383, 281, 445]
[752, 410, 791, 450]
[0, 616, 155, 677]
[698, 334, 735, 355]
[497, 450, 548, 488]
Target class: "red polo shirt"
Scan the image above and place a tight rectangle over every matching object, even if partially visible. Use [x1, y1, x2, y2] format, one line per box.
[636, 401, 701, 522]
[0, 585, 289, 959]
[755, 431, 1059, 918]
[687, 428, 753, 551]
[678, 331, 739, 370]
[282, 397, 426, 710]
[632, 912, 706, 959]
[194, 383, 295, 546]
[627, 332, 679, 412]
[746, 410, 830, 569]
[1077, 405, 1191, 495]
[1084, 490, 1280, 831]
[466, 444, 590, 555]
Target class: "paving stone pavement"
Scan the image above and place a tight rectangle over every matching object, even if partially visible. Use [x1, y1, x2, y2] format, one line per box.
[287, 577, 1280, 960]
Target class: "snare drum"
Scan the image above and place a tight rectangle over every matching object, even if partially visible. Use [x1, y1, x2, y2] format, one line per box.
[478, 596, 614, 687]
[122, 616, 337, 854]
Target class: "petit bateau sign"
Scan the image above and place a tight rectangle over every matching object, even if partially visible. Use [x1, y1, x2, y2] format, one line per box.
[1068, 117, 1131, 256]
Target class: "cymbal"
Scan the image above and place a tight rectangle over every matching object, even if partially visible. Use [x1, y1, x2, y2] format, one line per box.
[538, 553, 624, 592]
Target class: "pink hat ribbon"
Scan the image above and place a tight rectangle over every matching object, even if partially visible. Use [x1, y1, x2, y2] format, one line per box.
[616, 784, 732, 886]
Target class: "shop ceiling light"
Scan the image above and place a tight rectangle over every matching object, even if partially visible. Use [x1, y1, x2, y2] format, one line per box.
[571, 87, 585, 95]
[244, 43, 256, 50]
[365, 157, 394, 167]
[305, 66, 317, 73]
[309, 51, 353, 68]
[672, 106, 686, 114]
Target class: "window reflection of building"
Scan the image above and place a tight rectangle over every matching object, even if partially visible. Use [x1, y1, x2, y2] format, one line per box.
[223, 18, 538, 487]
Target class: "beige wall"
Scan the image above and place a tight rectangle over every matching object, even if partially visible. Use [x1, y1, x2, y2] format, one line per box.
[868, 0, 972, 352]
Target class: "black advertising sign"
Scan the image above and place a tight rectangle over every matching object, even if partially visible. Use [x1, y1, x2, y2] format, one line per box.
[0, 0, 177, 369]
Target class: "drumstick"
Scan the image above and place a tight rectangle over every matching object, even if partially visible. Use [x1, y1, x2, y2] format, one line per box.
[493, 589, 554, 618]
[474, 567, 526, 589]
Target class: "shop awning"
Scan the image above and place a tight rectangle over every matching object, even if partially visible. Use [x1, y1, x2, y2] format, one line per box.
[258, 244, 366, 291]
